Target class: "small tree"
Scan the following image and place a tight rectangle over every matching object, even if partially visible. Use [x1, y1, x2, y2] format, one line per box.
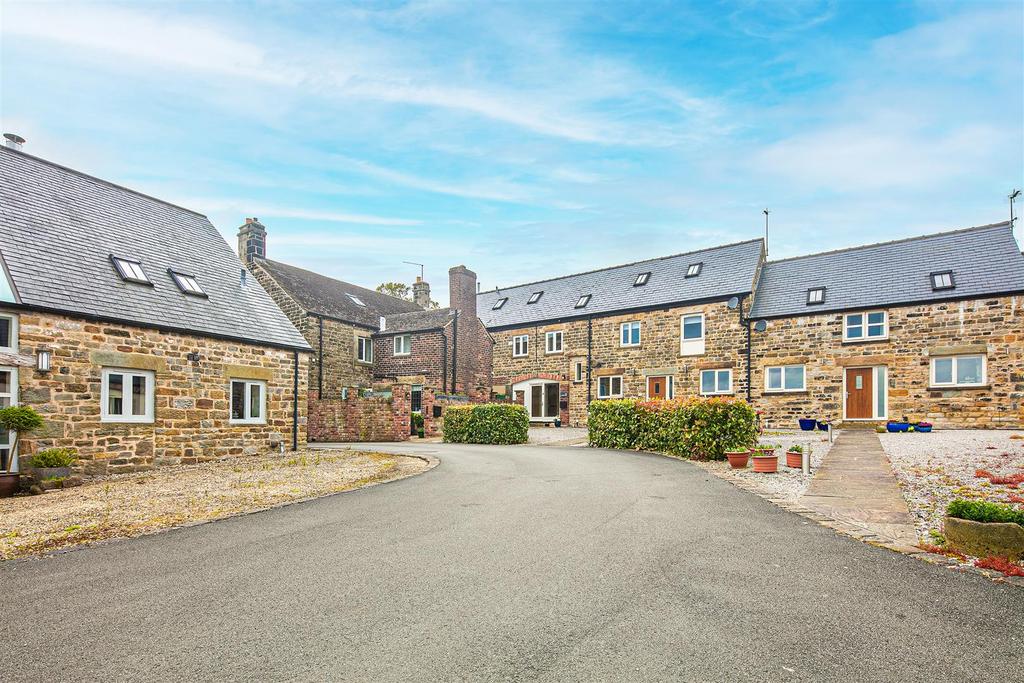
[0, 405, 45, 473]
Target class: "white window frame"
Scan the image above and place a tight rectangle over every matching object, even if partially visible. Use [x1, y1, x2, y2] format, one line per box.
[930, 355, 987, 388]
[573, 361, 584, 383]
[844, 310, 888, 342]
[620, 321, 641, 347]
[356, 336, 373, 364]
[101, 367, 156, 423]
[545, 330, 563, 354]
[393, 334, 411, 356]
[0, 365, 18, 471]
[700, 369, 733, 396]
[512, 334, 529, 358]
[597, 375, 623, 399]
[0, 313, 17, 353]
[230, 378, 267, 425]
[765, 365, 806, 393]
[680, 313, 705, 356]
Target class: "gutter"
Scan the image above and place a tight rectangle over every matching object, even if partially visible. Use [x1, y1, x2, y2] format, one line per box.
[440, 328, 448, 394]
[586, 316, 593, 406]
[317, 315, 324, 397]
[292, 350, 299, 451]
[450, 310, 459, 394]
[748, 288, 1024, 321]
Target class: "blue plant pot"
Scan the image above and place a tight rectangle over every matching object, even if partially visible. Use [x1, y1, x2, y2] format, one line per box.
[916, 424, 932, 433]
[799, 418, 816, 431]
[816, 421, 828, 431]
[886, 422, 910, 433]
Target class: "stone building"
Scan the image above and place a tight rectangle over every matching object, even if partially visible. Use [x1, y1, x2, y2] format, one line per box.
[748, 222, 1024, 429]
[0, 144, 311, 475]
[478, 240, 765, 426]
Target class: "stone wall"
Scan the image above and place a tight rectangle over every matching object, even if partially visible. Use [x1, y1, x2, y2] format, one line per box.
[5, 309, 308, 474]
[751, 296, 1024, 429]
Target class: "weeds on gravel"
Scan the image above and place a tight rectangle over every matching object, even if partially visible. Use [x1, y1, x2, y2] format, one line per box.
[974, 556, 1024, 577]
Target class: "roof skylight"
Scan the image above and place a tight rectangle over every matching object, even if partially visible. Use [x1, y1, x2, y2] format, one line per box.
[347, 293, 366, 307]
[493, 297, 508, 310]
[634, 272, 651, 287]
[806, 287, 825, 305]
[169, 270, 206, 297]
[111, 255, 151, 285]
[930, 271, 955, 291]
[685, 263, 703, 278]
[575, 294, 591, 309]
[527, 291, 543, 304]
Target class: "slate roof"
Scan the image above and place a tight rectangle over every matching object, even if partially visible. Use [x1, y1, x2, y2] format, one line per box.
[255, 258, 422, 328]
[379, 307, 454, 335]
[0, 146, 310, 350]
[749, 222, 1024, 319]
[477, 239, 764, 329]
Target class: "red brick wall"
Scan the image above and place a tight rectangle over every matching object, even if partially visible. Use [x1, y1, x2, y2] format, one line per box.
[373, 330, 447, 388]
[307, 386, 411, 442]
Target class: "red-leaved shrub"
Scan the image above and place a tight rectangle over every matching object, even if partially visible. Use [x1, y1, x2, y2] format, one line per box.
[974, 556, 1024, 577]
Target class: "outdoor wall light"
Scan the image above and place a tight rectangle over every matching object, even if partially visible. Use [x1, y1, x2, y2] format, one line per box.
[36, 349, 51, 372]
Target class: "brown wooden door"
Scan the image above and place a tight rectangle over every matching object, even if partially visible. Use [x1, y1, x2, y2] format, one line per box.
[648, 376, 666, 401]
[846, 368, 873, 419]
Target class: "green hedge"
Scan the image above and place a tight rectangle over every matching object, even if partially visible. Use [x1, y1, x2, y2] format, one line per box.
[588, 398, 757, 460]
[947, 500, 1024, 527]
[442, 404, 529, 444]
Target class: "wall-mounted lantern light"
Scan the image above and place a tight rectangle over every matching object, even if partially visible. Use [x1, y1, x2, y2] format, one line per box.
[36, 349, 51, 372]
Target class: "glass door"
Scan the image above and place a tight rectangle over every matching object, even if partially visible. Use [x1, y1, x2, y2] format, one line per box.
[0, 367, 17, 471]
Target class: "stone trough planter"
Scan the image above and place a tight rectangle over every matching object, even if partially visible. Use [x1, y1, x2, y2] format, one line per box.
[29, 466, 72, 483]
[944, 516, 1024, 561]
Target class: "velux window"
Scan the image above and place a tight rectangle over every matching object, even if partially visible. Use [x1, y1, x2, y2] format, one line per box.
[111, 256, 151, 285]
[844, 311, 887, 341]
[493, 297, 508, 310]
[527, 291, 543, 304]
[806, 287, 825, 305]
[575, 295, 591, 309]
[634, 272, 651, 287]
[169, 270, 206, 297]
[230, 379, 266, 424]
[685, 263, 702, 278]
[101, 368, 155, 423]
[347, 293, 366, 307]
[931, 271, 955, 291]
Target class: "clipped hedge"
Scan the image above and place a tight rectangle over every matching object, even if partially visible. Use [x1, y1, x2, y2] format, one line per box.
[947, 499, 1024, 528]
[443, 404, 529, 445]
[588, 398, 757, 460]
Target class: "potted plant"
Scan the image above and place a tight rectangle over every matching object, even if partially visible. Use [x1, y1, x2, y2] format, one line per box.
[886, 420, 910, 433]
[798, 418, 816, 431]
[0, 405, 46, 498]
[752, 444, 779, 473]
[725, 441, 751, 469]
[412, 413, 425, 439]
[916, 421, 933, 433]
[785, 444, 804, 469]
[816, 420, 829, 432]
[26, 447, 77, 482]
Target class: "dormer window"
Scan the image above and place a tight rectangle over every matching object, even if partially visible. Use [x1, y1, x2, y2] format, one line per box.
[111, 255, 151, 285]
[930, 271, 955, 291]
[347, 293, 366, 307]
[575, 294, 591, 309]
[685, 263, 703, 278]
[806, 287, 825, 305]
[634, 272, 651, 287]
[527, 291, 543, 304]
[169, 270, 206, 297]
[493, 297, 508, 310]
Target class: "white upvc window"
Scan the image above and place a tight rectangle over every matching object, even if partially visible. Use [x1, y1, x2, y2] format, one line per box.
[393, 334, 411, 356]
[0, 313, 16, 352]
[931, 355, 986, 387]
[620, 321, 641, 347]
[101, 368, 155, 423]
[700, 369, 733, 395]
[597, 375, 623, 399]
[765, 365, 805, 393]
[356, 336, 373, 363]
[0, 366, 17, 471]
[230, 379, 266, 424]
[545, 331, 563, 354]
[844, 310, 888, 341]
[512, 334, 529, 357]
[680, 313, 705, 355]
[573, 360, 584, 383]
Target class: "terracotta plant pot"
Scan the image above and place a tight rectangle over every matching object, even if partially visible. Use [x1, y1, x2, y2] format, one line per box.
[0, 473, 20, 498]
[785, 451, 803, 468]
[752, 455, 779, 473]
[725, 451, 750, 469]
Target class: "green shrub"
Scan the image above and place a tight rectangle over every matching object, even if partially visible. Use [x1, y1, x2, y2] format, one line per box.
[947, 499, 1024, 527]
[0, 405, 45, 435]
[411, 412, 424, 429]
[442, 404, 529, 445]
[27, 448, 78, 468]
[588, 398, 757, 460]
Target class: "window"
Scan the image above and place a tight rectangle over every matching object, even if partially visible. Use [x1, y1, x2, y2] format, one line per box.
[765, 365, 806, 392]
[806, 287, 825, 305]
[598, 375, 623, 399]
[931, 355, 986, 387]
[101, 368, 155, 422]
[512, 334, 529, 357]
[634, 272, 651, 287]
[931, 271, 955, 291]
[700, 369, 732, 395]
[0, 314, 15, 352]
[844, 310, 888, 341]
[347, 293, 366, 307]
[0, 366, 17, 470]
[527, 291, 543, 304]
[493, 297, 508, 310]
[545, 331, 563, 354]
[620, 321, 641, 347]
[356, 336, 373, 363]
[575, 295, 591, 309]
[230, 379, 266, 424]
[573, 361, 584, 383]
[393, 334, 411, 356]
[680, 313, 705, 355]
[685, 263, 703, 278]
[0, 254, 15, 303]
[111, 256, 151, 285]
[410, 385, 423, 413]
[169, 270, 206, 297]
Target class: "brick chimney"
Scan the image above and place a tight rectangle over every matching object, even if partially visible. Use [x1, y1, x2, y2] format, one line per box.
[412, 276, 431, 308]
[449, 265, 477, 319]
[237, 217, 267, 263]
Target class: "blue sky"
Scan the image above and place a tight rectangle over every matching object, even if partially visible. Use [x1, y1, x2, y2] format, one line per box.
[2, 0, 1022, 304]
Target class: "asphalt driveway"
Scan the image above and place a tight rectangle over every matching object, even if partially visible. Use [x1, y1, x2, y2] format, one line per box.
[2, 443, 1021, 682]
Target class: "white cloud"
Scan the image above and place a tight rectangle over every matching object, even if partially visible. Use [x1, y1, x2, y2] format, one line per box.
[190, 198, 422, 226]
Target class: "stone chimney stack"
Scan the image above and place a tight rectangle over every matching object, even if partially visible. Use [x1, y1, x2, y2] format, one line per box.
[412, 276, 431, 309]
[237, 217, 267, 263]
[448, 265, 477, 319]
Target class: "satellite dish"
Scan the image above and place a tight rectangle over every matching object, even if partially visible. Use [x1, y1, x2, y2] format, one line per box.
[726, 296, 740, 310]
[753, 320, 767, 333]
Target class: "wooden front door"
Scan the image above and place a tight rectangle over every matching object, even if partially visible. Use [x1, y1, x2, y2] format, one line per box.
[846, 368, 873, 419]
[647, 376, 667, 401]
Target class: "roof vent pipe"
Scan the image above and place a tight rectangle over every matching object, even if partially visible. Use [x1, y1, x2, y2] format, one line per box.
[3, 133, 26, 151]
[240, 268, 247, 286]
